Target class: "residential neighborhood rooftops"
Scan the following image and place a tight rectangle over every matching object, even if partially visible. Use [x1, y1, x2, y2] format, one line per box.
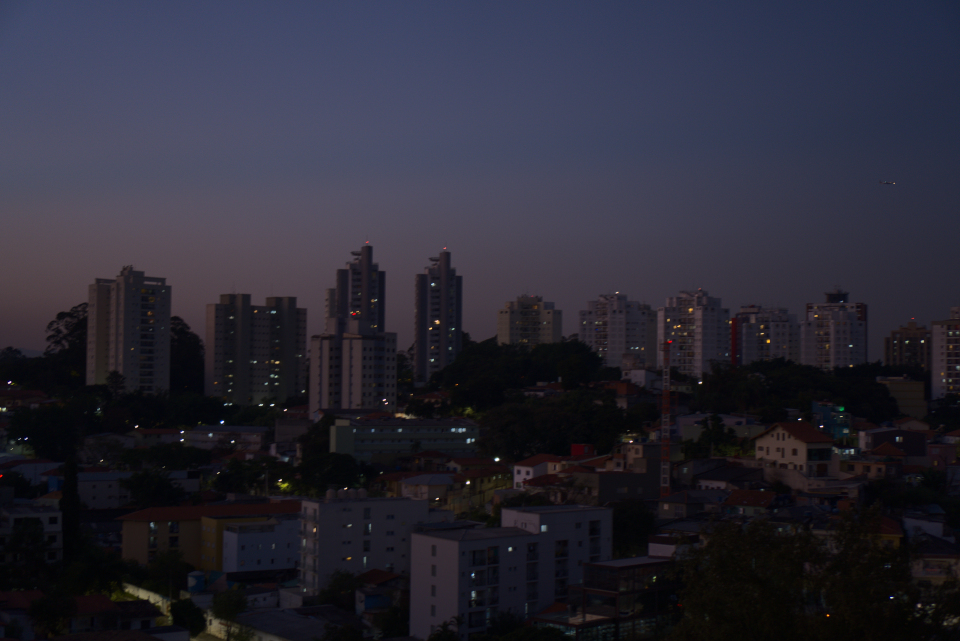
[118, 500, 301, 522]
[755, 421, 834, 444]
[723, 489, 777, 508]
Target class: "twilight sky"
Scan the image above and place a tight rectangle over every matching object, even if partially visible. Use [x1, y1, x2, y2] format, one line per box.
[2, 1, 959, 360]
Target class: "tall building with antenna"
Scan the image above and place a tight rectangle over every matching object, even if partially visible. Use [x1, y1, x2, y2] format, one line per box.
[413, 250, 463, 384]
[309, 245, 397, 417]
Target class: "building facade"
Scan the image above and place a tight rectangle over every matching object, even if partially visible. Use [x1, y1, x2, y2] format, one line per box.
[205, 294, 307, 404]
[656, 289, 730, 380]
[410, 505, 612, 640]
[310, 245, 398, 416]
[732, 305, 799, 365]
[299, 493, 446, 594]
[86, 266, 171, 393]
[578, 294, 657, 369]
[414, 251, 463, 384]
[329, 417, 479, 464]
[885, 321, 932, 370]
[497, 296, 562, 347]
[799, 289, 868, 370]
[931, 307, 960, 399]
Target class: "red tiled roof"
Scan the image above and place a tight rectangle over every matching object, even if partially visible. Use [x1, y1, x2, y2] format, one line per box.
[119, 500, 301, 522]
[871, 442, 906, 457]
[460, 466, 511, 478]
[755, 421, 834, 444]
[879, 516, 904, 537]
[0, 458, 56, 470]
[74, 594, 119, 615]
[523, 474, 563, 487]
[557, 465, 595, 475]
[412, 450, 451, 459]
[450, 457, 497, 466]
[723, 489, 776, 508]
[0, 590, 44, 610]
[515, 453, 565, 467]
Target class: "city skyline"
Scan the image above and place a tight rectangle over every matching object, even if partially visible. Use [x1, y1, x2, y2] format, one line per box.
[2, 2, 958, 360]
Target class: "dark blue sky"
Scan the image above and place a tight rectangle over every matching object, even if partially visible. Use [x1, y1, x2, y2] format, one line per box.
[2, 1, 958, 358]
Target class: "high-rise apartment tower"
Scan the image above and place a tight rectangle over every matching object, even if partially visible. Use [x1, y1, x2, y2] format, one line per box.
[884, 321, 931, 370]
[309, 245, 397, 417]
[579, 294, 657, 369]
[657, 289, 730, 380]
[732, 306, 800, 365]
[86, 266, 171, 393]
[414, 250, 463, 384]
[205, 294, 307, 404]
[799, 289, 868, 370]
[497, 295, 562, 347]
[931, 307, 960, 399]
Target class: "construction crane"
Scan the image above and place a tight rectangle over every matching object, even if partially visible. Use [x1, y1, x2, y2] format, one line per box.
[660, 340, 673, 498]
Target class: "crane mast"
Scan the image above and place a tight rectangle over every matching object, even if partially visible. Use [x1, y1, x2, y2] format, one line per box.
[660, 340, 673, 498]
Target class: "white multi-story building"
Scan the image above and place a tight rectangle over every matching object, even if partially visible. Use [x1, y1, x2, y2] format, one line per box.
[497, 296, 562, 347]
[0, 501, 63, 565]
[414, 251, 463, 384]
[931, 307, 960, 399]
[799, 289, 868, 370]
[299, 492, 450, 594]
[222, 515, 301, 573]
[205, 294, 307, 404]
[310, 245, 398, 416]
[733, 305, 800, 365]
[86, 266, 171, 393]
[656, 289, 730, 380]
[578, 294, 657, 369]
[410, 505, 612, 640]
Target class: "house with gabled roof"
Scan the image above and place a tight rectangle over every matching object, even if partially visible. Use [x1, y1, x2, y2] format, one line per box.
[753, 421, 838, 491]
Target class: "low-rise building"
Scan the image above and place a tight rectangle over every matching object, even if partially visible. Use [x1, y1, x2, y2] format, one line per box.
[531, 556, 680, 640]
[182, 425, 270, 452]
[118, 500, 301, 566]
[221, 516, 301, 573]
[330, 417, 479, 464]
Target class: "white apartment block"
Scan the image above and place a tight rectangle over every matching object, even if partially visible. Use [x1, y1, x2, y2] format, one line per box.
[0, 502, 63, 565]
[733, 305, 800, 365]
[931, 307, 960, 399]
[799, 289, 868, 370]
[329, 417, 479, 464]
[656, 289, 730, 380]
[414, 251, 463, 384]
[310, 246, 398, 416]
[410, 505, 612, 640]
[205, 294, 307, 404]
[87, 265, 171, 393]
[579, 294, 657, 369]
[497, 296, 562, 347]
[299, 493, 448, 595]
[222, 515, 301, 572]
